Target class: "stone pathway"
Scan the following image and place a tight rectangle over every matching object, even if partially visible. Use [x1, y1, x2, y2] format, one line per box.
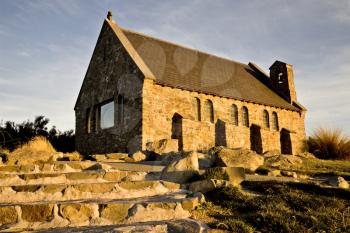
[0, 161, 208, 232]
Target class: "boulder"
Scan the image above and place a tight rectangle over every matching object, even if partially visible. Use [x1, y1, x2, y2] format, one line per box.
[264, 154, 302, 169]
[202, 167, 245, 186]
[297, 152, 316, 159]
[60, 204, 98, 223]
[161, 152, 199, 183]
[214, 147, 264, 173]
[268, 170, 281, 177]
[21, 204, 54, 222]
[157, 152, 183, 165]
[328, 176, 349, 189]
[188, 179, 228, 193]
[281, 171, 298, 178]
[0, 206, 18, 225]
[130, 151, 147, 162]
[92, 154, 107, 161]
[62, 152, 83, 161]
[197, 152, 215, 168]
[263, 150, 281, 158]
[106, 153, 128, 160]
[146, 139, 179, 154]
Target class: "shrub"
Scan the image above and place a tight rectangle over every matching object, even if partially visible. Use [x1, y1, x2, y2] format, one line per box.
[308, 128, 350, 160]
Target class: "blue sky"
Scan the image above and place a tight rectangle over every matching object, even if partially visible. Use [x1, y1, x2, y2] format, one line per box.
[0, 0, 349, 135]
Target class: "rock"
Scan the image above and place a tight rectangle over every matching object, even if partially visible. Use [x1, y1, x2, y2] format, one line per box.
[202, 167, 245, 186]
[92, 154, 107, 161]
[264, 154, 302, 169]
[21, 204, 54, 222]
[214, 147, 264, 173]
[157, 152, 183, 165]
[60, 204, 98, 223]
[84, 163, 111, 171]
[126, 203, 190, 223]
[101, 203, 132, 223]
[106, 153, 128, 160]
[0, 206, 18, 225]
[167, 219, 208, 233]
[263, 150, 281, 158]
[146, 139, 179, 154]
[160, 152, 199, 183]
[281, 171, 298, 178]
[268, 170, 281, 177]
[328, 176, 349, 189]
[62, 152, 83, 161]
[188, 179, 228, 193]
[130, 151, 147, 162]
[197, 152, 215, 168]
[297, 152, 316, 159]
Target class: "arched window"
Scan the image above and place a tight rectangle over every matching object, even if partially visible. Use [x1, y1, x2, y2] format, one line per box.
[194, 97, 201, 121]
[232, 104, 238, 126]
[272, 112, 279, 131]
[205, 100, 214, 123]
[242, 106, 249, 127]
[263, 110, 270, 128]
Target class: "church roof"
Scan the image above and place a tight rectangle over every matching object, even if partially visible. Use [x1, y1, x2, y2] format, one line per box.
[113, 21, 299, 111]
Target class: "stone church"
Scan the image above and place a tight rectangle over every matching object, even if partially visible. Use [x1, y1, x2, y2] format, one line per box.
[75, 11, 306, 155]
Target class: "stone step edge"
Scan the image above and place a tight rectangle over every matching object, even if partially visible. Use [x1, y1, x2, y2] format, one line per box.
[0, 180, 179, 190]
[2, 218, 208, 233]
[0, 192, 202, 206]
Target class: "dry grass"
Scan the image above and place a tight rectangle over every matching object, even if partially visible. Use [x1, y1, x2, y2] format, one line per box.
[308, 128, 350, 160]
[12, 136, 56, 154]
[194, 182, 350, 233]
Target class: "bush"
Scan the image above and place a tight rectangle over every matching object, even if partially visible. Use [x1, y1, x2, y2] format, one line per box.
[308, 128, 350, 160]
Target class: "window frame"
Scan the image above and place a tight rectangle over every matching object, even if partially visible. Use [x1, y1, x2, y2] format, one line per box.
[99, 99, 115, 130]
[242, 106, 249, 127]
[263, 110, 270, 129]
[232, 104, 239, 126]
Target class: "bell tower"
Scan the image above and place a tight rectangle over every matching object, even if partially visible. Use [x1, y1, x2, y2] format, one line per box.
[269, 60, 297, 104]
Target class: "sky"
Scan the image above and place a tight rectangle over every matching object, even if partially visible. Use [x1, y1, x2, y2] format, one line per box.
[0, 0, 349, 135]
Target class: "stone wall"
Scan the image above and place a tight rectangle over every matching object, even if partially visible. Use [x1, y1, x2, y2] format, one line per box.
[142, 79, 306, 154]
[75, 22, 144, 155]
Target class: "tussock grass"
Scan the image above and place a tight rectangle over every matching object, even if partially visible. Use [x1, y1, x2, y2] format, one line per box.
[12, 136, 56, 154]
[308, 128, 350, 160]
[194, 181, 350, 233]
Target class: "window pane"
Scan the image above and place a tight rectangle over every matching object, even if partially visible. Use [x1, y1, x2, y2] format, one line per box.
[100, 101, 114, 129]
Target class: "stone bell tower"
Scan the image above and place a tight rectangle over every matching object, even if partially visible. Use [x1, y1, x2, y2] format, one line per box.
[269, 60, 297, 104]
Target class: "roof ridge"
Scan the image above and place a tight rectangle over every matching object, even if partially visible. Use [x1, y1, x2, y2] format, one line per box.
[121, 27, 250, 68]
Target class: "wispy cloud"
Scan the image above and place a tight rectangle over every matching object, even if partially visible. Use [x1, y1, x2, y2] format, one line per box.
[0, 0, 349, 134]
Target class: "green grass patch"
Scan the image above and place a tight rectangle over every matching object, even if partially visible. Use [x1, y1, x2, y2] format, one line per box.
[195, 181, 350, 233]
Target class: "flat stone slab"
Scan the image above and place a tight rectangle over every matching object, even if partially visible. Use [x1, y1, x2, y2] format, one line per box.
[8, 219, 208, 233]
[0, 170, 148, 186]
[0, 180, 183, 203]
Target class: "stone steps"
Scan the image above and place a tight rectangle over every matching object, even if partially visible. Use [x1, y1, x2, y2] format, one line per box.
[0, 193, 203, 232]
[0, 160, 207, 232]
[0, 180, 183, 203]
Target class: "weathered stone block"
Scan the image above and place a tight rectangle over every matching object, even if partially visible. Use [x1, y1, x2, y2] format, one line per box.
[0, 206, 18, 225]
[100, 203, 131, 223]
[60, 203, 98, 223]
[21, 204, 54, 222]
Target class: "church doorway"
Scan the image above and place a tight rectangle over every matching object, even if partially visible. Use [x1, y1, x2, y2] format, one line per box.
[250, 124, 263, 154]
[171, 113, 183, 151]
[280, 128, 292, 154]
